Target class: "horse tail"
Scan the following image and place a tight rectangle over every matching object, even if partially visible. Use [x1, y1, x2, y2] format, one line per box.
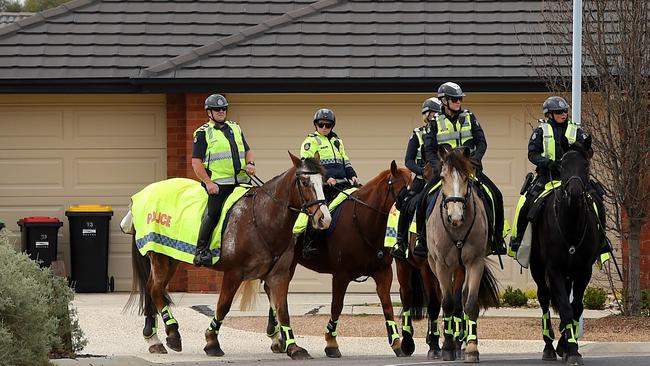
[408, 268, 427, 320]
[477, 262, 501, 310]
[124, 232, 150, 315]
[237, 279, 260, 311]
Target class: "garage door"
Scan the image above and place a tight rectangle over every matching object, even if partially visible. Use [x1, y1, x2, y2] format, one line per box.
[0, 94, 166, 292]
[228, 93, 544, 292]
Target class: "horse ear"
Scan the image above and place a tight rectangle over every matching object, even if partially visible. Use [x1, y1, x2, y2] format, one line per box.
[390, 160, 397, 176]
[460, 146, 471, 159]
[560, 136, 570, 153]
[437, 145, 450, 162]
[313, 151, 321, 163]
[583, 133, 592, 152]
[289, 151, 301, 168]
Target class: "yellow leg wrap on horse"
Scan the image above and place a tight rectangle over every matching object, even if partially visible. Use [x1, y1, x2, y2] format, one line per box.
[453, 316, 464, 340]
[542, 311, 553, 340]
[402, 309, 412, 334]
[281, 325, 296, 351]
[464, 313, 477, 342]
[161, 305, 178, 326]
[325, 319, 338, 337]
[443, 316, 454, 336]
[385, 320, 400, 344]
[209, 317, 222, 334]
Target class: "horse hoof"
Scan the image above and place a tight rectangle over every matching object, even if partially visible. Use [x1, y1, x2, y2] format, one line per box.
[271, 343, 283, 354]
[427, 349, 441, 359]
[324, 346, 341, 358]
[288, 347, 312, 360]
[204, 345, 225, 357]
[542, 348, 557, 361]
[464, 351, 479, 363]
[165, 336, 182, 352]
[401, 334, 415, 356]
[394, 347, 407, 357]
[566, 355, 584, 366]
[148, 344, 167, 354]
[442, 349, 456, 361]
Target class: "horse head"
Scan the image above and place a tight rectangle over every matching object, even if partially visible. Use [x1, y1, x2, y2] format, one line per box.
[559, 135, 592, 201]
[388, 160, 412, 208]
[437, 145, 474, 227]
[289, 151, 332, 230]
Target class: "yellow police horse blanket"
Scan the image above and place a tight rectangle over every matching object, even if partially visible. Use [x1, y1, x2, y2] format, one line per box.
[131, 178, 249, 265]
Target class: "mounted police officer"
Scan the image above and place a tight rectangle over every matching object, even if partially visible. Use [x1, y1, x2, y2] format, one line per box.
[299, 108, 359, 258]
[390, 97, 441, 260]
[191, 94, 256, 267]
[509, 96, 608, 259]
[412, 82, 506, 257]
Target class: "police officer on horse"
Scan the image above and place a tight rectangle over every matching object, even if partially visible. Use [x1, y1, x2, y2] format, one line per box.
[412, 82, 506, 257]
[191, 94, 256, 266]
[391, 97, 441, 260]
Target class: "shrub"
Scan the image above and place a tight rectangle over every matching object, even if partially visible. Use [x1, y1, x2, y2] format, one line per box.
[583, 287, 608, 310]
[640, 289, 650, 311]
[524, 288, 538, 301]
[0, 228, 86, 365]
[502, 286, 528, 307]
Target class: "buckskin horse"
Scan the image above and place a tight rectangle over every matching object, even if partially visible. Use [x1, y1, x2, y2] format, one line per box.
[264, 161, 412, 357]
[125, 153, 331, 360]
[426, 146, 500, 363]
[530, 137, 600, 366]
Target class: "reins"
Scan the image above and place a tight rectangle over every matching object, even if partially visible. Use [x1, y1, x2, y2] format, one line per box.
[552, 175, 590, 255]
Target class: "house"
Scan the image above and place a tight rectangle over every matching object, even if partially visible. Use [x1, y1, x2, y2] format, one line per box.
[0, 0, 571, 292]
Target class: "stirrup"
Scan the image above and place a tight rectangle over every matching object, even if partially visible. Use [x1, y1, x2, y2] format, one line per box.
[507, 238, 521, 258]
[193, 249, 213, 267]
[390, 245, 407, 260]
[413, 242, 427, 257]
[302, 245, 320, 259]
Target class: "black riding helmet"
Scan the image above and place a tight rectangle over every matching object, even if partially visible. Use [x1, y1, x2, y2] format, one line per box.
[543, 96, 570, 114]
[437, 82, 465, 99]
[313, 108, 336, 126]
[204, 94, 228, 110]
[421, 97, 442, 114]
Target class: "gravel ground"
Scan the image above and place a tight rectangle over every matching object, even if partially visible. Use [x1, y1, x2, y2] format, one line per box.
[225, 313, 650, 342]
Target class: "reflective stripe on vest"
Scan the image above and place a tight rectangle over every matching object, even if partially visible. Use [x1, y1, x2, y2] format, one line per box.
[414, 127, 425, 165]
[436, 112, 472, 148]
[196, 121, 249, 185]
[540, 121, 578, 161]
[302, 133, 348, 171]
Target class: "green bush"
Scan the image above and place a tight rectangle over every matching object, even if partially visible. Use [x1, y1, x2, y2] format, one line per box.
[583, 287, 608, 310]
[502, 286, 528, 307]
[523, 288, 538, 301]
[0, 228, 86, 365]
[640, 289, 650, 311]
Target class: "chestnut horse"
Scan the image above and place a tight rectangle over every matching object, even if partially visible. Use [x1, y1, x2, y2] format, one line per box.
[125, 153, 331, 360]
[426, 146, 500, 363]
[265, 161, 412, 357]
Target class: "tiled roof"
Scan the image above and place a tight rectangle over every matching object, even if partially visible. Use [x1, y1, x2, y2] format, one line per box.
[0, 0, 550, 91]
[0, 12, 34, 27]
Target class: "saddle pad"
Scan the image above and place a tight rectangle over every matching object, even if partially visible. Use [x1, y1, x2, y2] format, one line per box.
[384, 204, 418, 248]
[516, 222, 533, 268]
[132, 178, 249, 265]
[292, 188, 358, 234]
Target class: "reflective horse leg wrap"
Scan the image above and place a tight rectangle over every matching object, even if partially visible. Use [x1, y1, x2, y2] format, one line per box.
[464, 313, 477, 342]
[401, 310, 413, 336]
[453, 316, 465, 341]
[325, 318, 338, 337]
[280, 325, 296, 352]
[426, 318, 440, 345]
[443, 316, 454, 336]
[143, 314, 158, 339]
[542, 311, 555, 341]
[161, 305, 178, 330]
[562, 322, 578, 344]
[385, 320, 400, 345]
[208, 317, 222, 334]
[266, 308, 279, 337]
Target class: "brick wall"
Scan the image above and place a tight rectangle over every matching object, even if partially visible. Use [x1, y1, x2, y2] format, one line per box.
[621, 219, 650, 290]
[165, 93, 223, 293]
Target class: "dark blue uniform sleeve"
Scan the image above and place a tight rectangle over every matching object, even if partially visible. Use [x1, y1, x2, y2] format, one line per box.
[192, 130, 208, 159]
[404, 132, 423, 175]
[469, 114, 487, 162]
[242, 134, 250, 151]
[528, 127, 552, 168]
[423, 121, 439, 167]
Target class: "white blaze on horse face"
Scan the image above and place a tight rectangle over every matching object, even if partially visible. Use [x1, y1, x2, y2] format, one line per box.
[310, 174, 332, 229]
[448, 170, 464, 224]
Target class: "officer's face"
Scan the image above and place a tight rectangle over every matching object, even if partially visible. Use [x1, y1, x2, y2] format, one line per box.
[208, 108, 227, 123]
[444, 97, 462, 113]
[552, 110, 568, 123]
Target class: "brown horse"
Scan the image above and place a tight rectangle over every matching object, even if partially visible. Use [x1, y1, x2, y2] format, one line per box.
[426, 146, 500, 363]
[264, 161, 412, 357]
[125, 153, 332, 360]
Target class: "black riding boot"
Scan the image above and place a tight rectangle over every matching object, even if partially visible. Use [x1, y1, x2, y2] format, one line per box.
[390, 211, 412, 260]
[194, 215, 216, 267]
[302, 227, 322, 259]
[413, 213, 428, 258]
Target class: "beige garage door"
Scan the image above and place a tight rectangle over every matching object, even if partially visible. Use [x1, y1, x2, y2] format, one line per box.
[228, 93, 545, 292]
[0, 94, 166, 292]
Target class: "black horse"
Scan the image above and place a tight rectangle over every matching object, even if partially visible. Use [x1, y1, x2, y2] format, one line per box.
[530, 136, 600, 366]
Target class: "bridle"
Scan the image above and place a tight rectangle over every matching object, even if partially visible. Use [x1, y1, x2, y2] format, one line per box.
[439, 175, 478, 249]
[553, 153, 591, 255]
[248, 168, 327, 217]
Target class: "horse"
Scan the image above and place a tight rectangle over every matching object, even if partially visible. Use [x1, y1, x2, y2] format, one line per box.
[426, 145, 500, 363]
[264, 161, 412, 358]
[529, 137, 600, 366]
[394, 161, 443, 359]
[125, 153, 332, 360]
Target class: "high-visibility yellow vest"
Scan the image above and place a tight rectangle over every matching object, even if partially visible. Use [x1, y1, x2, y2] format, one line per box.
[300, 132, 351, 178]
[436, 111, 473, 148]
[195, 120, 249, 185]
[539, 120, 578, 161]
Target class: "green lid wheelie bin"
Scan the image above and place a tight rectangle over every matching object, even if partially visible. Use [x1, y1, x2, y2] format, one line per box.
[65, 205, 113, 293]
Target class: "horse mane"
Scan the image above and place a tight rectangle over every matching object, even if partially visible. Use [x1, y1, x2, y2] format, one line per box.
[301, 157, 326, 175]
[443, 149, 473, 178]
